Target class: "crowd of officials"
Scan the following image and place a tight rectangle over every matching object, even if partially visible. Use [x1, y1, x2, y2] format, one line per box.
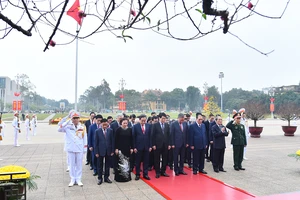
[58, 110, 249, 187]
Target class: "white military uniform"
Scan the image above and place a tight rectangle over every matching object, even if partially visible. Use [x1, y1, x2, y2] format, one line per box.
[31, 116, 37, 136]
[25, 117, 30, 140]
[12, 115, 21, 146]
[58, 112, 87, 186]
[239, 108, 250, 159]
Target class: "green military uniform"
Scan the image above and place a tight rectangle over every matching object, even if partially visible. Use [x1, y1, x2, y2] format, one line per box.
[226, 120, 247, 170]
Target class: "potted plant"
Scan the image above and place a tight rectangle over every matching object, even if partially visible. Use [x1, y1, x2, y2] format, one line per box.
[278, 103, 299, 136]
[244, 100, 267, 138]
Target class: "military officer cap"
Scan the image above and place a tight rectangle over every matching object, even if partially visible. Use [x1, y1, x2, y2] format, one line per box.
[71, 112, 80, 119]
[233, 113, 241, 119]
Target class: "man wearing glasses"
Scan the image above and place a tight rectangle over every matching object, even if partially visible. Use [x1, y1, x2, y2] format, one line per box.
[211, 116, 229, 173]
[189, 114, 208, 175]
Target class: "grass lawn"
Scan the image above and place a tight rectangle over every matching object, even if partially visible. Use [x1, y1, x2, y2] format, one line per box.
[1, 113, 51, 121]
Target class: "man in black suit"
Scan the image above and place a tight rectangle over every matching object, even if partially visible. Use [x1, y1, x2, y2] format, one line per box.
[203, 114, 210, 162]
[94, 118, 114, 185]
[148, 116, 158, 171]
[208, 113, 216, 163]
[84, 112, 95, 166]
[184, 113, 192, 168]
[212, 116, 229, 173]
[151, 112, 171, 178]
[189, 114, 208, 175]
[133, 114, 151, 180]
[171, 113, 188, 176]
[128, 114, 136, 128]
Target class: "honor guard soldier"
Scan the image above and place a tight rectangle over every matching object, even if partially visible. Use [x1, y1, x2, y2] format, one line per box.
[226, 113, 247, 171]
[12, 112, 21, 147]
[31, 114, 37, 136]
[25, 114, 31, 140]
[58, 111, 87, 187]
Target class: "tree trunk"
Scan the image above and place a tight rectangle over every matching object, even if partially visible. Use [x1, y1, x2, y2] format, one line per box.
[254, 120, 257, 127]
[288, 119, 290, 127]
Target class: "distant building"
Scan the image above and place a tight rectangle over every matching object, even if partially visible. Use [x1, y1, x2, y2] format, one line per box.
[0, 76, 19, 111]
[142, 89, 167, 112]
[262, 84, 300, 95]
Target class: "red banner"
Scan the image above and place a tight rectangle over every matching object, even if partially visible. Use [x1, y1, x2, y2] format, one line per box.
[118, 101, 126, 110]
[270, 104, 275, 112]
[13, 101, 17, 110]
[17, 101, 22, 111]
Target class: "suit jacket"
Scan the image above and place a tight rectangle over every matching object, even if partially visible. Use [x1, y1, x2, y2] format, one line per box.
[128, 122, 134, 128]
[94, 128, 114, 157]
[170, 121, 188, 148]
[209, 121, 216, 142]
[212, 124, 229, 149]
[132, 123, 152, 151]
[189, 122, 207, 150]
[151, 122, 170, 149]
[88, 123, 99, 149]
[110, 121, 120, 137]
[85, 119, 93, 133]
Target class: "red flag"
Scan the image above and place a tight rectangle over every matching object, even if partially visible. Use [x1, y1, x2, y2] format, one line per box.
[67, 0, 82, 25]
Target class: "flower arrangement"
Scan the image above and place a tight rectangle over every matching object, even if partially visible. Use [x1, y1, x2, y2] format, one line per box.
[0, 165, 40, 191]
[288, 150, 300, 161]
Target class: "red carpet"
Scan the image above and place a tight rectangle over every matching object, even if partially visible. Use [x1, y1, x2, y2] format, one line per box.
[247, 192, 300, 200]
[140, 167, 256, 200]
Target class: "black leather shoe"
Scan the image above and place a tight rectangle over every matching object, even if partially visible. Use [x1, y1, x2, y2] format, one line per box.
[239, 167, 245, 170]
[135, 175, 140, 181]
[161, 172, 170, 177]
[93, 172, 98, 176]
[199, 170, 207, 174]
[85, 162, 90, 165]
[214, 169, 219, 173]
[179, 171, 187, 175]
[143, 175, 150, 180]
[155, 174, 160, 178]
[97, 179, 103, 185]
[193, 171, 197, 175]
[90, 167, 93, 170]
[104, 178, 112, 183]
[175, 172, 179, 176]
[234, 167, 239, 171]
[219, 169, 227, 172]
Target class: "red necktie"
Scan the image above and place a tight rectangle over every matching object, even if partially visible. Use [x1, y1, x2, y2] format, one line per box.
[103, 129, 106, 137]
[142, 125, 145, 134]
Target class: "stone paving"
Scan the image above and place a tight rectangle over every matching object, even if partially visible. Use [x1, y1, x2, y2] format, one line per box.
[0, 119, 300, 199]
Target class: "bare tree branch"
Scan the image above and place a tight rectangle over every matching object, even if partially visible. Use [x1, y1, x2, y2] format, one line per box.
[0, 12, 32, 36]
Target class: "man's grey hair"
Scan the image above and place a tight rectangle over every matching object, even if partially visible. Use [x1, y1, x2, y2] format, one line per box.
[116, 113, 123, 118]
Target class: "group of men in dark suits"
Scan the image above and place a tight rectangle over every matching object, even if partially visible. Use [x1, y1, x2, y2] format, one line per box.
[84, 110, 246, 185]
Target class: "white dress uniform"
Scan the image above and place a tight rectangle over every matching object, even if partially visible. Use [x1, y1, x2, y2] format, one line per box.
[31, 116, 37, 136]
[25, 117, 30, 140]
[58, 112, 87, 186]
[12, 116, 21, 147]
[239, 108, 250, 159]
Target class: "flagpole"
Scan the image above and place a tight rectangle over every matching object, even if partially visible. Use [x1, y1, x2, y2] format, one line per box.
[75, 24, 79, 111]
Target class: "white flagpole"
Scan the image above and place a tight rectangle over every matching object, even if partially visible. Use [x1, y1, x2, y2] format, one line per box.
[75, 24, 79, 111]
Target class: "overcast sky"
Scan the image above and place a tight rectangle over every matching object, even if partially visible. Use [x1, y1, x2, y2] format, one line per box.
[1, 0, 299, 103]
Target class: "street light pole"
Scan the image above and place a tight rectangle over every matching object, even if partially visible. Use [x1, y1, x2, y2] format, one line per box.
[219, 72, 224, 112]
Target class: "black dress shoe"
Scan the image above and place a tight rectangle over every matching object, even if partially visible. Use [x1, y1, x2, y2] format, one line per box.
[161, 172, 170, 177]
[85, 162, 90, 165]
[135, 175, 140, 181]
[97, 179, 103, 185]
[155, 174, 160, 178]
[143, 175, 150, 180]
[219, 169, 227, 172]
[179, 171, 188, 175]
[234, 167, 239, 171]
[104, 178, 112, 183]
[214, 170, 219, 173]
[239, 167, 245, 170]
[199, 170, 207, 174]
[93, 172, 98, 176]
[175, 172, 179, 176]
[193, 171, 197, 175]
[90, 167, 93, 170]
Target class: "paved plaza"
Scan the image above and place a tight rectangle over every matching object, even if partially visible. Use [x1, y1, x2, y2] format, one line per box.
[0, 119, 300, 199]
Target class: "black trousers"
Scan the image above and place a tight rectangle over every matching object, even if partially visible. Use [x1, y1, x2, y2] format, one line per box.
[193, 149, 206, 172]
[173, 145, 185, 173]
[233, 145, 244, 168]
[86, 148, 91, 163]
[97, 155, 111, 180]
[135, 149, 149, 176]
[148, 151, 154, 168]
[130, 153, 135, 171]
[213, 148, 225, 170]
[168, 148, 173, 167]
[210, 143, 214, 163]
[185, 147, 192, 165]
[154, 143, 168, 174]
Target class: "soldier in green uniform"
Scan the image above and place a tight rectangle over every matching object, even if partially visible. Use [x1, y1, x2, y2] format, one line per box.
[226, 113, 247, 171]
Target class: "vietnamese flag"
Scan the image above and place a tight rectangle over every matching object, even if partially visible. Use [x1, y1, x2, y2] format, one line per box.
[67, 0, 82, 25]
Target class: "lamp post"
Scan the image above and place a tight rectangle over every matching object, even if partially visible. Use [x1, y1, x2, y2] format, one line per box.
[219, 72, 224, 112]
[269, 87, 275, 119]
